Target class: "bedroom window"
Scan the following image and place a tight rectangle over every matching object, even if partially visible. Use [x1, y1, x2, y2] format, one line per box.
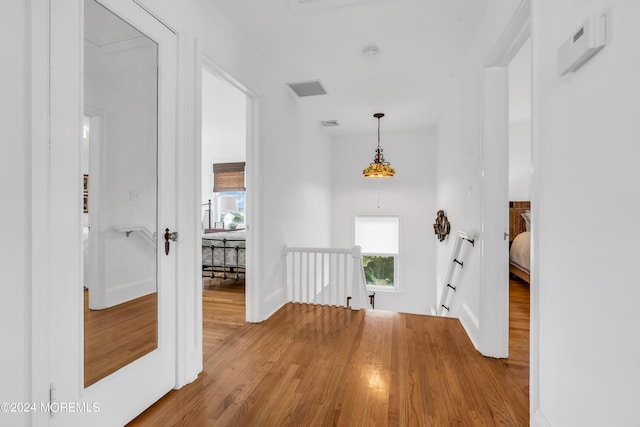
[217, 191, 245, 229]
[355, 215, 399, 291]
[213, 162, 246, 229]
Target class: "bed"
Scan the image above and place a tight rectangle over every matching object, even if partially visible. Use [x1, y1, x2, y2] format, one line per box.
[509, 201, 531, 283]
[202, 230, 246, 280]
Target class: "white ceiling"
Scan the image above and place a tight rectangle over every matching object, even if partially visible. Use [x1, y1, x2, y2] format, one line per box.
[208, 0, 490, 134]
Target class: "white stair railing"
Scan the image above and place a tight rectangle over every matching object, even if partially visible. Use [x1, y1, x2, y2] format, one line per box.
[283, 245, 369, 310]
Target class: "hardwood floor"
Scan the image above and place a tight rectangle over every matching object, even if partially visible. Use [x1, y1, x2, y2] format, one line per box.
[507, 278, 531, 398]
[84, 290, 157, 387]
[129, 278, 530, 426]
[202, 277, 247, 360]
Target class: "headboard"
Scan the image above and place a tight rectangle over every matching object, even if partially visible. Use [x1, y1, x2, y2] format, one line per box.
[509, 201, 530, 242]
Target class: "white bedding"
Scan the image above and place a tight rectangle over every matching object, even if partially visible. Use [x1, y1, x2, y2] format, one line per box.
[509, 231, 530, 273]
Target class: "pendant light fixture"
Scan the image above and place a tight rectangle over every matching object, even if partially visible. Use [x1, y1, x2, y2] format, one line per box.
[363, 113, 395, 178]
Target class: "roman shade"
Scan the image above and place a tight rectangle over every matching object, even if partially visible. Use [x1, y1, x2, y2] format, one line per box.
[213, 162, 245, 192]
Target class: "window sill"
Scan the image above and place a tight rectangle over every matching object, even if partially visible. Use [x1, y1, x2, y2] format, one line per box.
[366, 286, 401, 294]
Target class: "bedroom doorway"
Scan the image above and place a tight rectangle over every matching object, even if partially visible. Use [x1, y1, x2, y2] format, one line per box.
[506, 35, 531, 393]
[200, 63, 252, 338]
[479, 0, 530, 358]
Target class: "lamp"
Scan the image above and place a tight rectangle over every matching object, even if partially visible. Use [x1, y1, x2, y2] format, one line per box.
[218, 196, 237, 229]
[363, 113, 395, 178]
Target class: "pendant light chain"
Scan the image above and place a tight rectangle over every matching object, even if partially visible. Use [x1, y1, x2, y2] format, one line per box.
[377, 115, 381, 150]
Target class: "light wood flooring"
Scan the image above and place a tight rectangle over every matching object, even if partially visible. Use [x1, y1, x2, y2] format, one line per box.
[202, 277, 247, 360]
[84, 290, 157, 388]
[128, 277, 530, 426]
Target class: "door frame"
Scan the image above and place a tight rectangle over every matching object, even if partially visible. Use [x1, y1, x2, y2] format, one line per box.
[30, 0, 53, 424]
[83, 108, 106, 310]
[197, 52, 262, 324]
[480, 2, 540, 421]
[479, 0, 530, 357]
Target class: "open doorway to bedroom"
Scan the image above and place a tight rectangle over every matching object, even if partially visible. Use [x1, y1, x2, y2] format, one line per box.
[506, 36, 531, 393]
[201, 67, 248, 352]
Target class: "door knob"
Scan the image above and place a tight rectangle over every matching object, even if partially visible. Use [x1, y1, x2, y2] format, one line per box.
[164, 228, 178, 255]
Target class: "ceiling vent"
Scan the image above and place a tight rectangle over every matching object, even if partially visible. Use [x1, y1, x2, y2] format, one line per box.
[287, 80, 328, 97]
[320, 120, 340, 127]
[290, 0, 369, 10]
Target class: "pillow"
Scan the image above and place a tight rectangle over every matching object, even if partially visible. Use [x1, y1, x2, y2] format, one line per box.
[521, 211, 531, 231]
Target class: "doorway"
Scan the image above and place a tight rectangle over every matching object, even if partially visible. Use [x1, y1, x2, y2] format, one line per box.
[479, 0, 530, 358]
[506, 35, 532, 396]
[200, 65, 250, 340]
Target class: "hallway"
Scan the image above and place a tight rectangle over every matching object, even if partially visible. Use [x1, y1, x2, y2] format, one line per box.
[129, 279, 529, 426]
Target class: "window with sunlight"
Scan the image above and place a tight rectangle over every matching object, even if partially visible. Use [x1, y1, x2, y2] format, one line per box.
[355, 215, 399, 291]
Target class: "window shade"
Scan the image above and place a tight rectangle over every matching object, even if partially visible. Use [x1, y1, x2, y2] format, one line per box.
[355, 216, 399, 254]
[213, 162, 245, 192]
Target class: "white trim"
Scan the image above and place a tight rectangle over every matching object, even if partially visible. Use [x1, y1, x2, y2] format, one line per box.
[486, 1, 531, 67]
[286, 247, 357, 254]
[199, 53, 263, 323]
[479, 0, 531, 359]
[105, 277, 156, 307]
[479, 66, 510, 358]
[462, 302, 480, 329]
[174, 28, 201, 389]
[84, 108, 107, 310]
[245, 88, 262, 322]
[531, 409, 553, 427]
[529, 0, 541, 422]
[459, 302, 481, 350]
[30, 0, 52, 424]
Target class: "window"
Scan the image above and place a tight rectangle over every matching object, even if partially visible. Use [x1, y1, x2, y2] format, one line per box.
[217, 191, 245, 229]
[355, 215, 399, 290]
[213, 162, 246, 229]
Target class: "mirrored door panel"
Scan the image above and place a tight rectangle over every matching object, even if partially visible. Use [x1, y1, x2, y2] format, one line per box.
[83, 0, 158, 388]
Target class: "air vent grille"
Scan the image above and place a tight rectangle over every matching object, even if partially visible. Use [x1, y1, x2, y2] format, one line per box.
[287, 80, 328, 97]
[290, 0, 369, 9]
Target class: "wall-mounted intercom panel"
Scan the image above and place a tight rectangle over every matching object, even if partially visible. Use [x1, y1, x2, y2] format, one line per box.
[558, 14, 606, 76]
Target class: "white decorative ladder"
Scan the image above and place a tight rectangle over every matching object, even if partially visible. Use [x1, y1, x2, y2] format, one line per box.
[437, 231, 475, 316]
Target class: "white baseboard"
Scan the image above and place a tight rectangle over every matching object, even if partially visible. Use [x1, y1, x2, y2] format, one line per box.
[531, 409, 553, 427]
[105, 277, 156, 308]
[458, 302, 481, 351]
[260, 288, 286, 322]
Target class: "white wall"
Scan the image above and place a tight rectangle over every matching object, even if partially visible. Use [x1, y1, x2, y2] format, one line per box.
[3, 0, 334, 423]
[201, 68, 246, 212]
[0, 2, 29, 426]
[509, 120, 532, 200]
[330, 128, 437, 314]
[532, 1, 640, 426]
[435, 0, 522, 342]
[509, 38, 532, 201]
[98, 0, 335, 320]
[85, 37, 158, 308]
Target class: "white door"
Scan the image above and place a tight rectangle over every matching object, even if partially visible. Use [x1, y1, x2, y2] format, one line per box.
[48, 0, 177, 425]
